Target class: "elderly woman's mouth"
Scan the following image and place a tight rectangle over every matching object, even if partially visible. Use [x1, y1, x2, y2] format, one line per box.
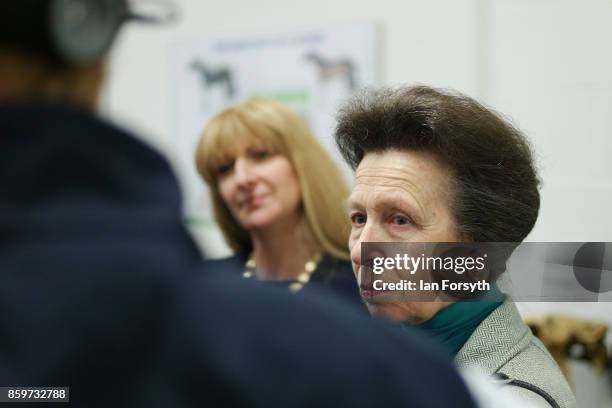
[359, 284, 390, 301]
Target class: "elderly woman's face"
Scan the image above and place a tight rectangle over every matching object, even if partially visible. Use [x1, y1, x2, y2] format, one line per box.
[347, 150, 458, 323]
[216, 142, 301, 231]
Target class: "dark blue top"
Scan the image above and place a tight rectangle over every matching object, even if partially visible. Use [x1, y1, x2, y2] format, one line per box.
[204, 253, 366, 310]
[0, 102, 476, 408]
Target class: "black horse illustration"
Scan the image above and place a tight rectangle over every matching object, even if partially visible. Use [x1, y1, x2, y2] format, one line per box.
[190, 60, 235, 99]
[304, 51, 356, 91]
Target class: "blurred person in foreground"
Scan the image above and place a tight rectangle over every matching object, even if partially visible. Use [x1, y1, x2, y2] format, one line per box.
[336, 86, 576, 408]
[195, 98, 360, 305]
[0, 1, 476, 407]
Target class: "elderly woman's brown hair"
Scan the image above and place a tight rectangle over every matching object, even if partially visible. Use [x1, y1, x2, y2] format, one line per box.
[196, 97, 350, 259]
[335, 85, 540, 243]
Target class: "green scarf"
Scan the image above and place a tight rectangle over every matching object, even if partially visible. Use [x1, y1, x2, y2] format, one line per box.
[406, 285, 504, 356]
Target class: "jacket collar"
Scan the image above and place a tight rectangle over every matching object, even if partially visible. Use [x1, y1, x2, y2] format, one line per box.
[0, 102, 179, 205]
[454, 301, 531, 373]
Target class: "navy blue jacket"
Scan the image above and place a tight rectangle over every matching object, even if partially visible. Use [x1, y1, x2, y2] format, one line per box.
[0, 103, 476, 407]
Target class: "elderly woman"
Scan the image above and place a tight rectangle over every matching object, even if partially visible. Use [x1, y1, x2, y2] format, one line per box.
[335, 86, 575, 408]
[195, 98, 361, 305]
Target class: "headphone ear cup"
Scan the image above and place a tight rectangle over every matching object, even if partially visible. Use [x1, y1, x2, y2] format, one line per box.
[49, 0, 127, 64]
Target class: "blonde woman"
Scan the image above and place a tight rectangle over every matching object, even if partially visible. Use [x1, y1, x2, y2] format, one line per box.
[196, 98, 361, 305]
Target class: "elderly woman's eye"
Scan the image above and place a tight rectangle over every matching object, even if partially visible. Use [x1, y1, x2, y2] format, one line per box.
[392, 214, 412, 226]
[350, 212, 366, 226]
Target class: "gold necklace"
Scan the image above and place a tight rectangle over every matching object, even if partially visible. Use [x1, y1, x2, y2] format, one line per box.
[243, 253, 322, 293]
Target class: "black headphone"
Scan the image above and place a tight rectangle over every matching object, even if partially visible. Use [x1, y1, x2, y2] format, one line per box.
[0, 0, 177, 66]
[48, 0, 129, 65]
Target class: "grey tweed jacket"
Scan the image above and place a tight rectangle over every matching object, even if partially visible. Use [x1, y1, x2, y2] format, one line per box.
[455, 301, 576, 408]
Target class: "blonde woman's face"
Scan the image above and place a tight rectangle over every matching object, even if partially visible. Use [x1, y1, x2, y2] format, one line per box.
[216, 142, 302, 231]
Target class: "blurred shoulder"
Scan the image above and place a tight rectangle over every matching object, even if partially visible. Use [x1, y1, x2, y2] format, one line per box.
[314, 256, 362, 303]
[203, 253, 246, 275]
[163, 272, 476, 407]
[317, 256, 354, 281]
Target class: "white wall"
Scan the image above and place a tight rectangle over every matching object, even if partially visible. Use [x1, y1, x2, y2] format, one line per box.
[104, 0, 482, 150]
[483, 0, 612, 243]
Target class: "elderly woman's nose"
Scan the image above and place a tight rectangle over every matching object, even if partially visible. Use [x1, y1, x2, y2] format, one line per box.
[352, 246, 387, 268]
[359, 221, 384, 242]
[350, 223, 382, 265]
[350, 241, 362, 266]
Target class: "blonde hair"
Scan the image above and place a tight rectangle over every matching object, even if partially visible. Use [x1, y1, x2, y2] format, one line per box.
[195, 97, 350, 260]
